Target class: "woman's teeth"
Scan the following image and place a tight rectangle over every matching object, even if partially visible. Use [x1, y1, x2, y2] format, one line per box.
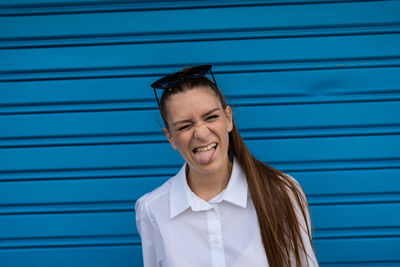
[195, 143, 217, 152]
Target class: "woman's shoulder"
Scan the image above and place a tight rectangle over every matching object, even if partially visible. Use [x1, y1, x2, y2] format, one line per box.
[284, 173, 304, 190]
[135, 177, 174, 212]
[136, 163, 187, 209]
[280, 172, 313, 226]
[276, 172, 310, 216]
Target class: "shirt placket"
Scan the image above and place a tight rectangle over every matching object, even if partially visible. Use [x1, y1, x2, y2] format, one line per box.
[207, 204, 225, 267]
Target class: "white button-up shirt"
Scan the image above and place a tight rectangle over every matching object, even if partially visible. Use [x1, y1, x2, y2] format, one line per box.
[135, 159, 318, 267]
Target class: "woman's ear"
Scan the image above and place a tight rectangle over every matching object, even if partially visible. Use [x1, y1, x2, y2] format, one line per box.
[163, 127, 177, 150]
[225, 105, 233, 132]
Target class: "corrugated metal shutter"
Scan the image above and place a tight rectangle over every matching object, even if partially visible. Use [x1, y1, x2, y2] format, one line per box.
[1, 1, 399, 266]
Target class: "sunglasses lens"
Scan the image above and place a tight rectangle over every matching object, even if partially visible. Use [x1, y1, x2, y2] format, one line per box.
[151, 65, 213, 90]
[184, 65, 212, 78]
[151, 74, 178, 89]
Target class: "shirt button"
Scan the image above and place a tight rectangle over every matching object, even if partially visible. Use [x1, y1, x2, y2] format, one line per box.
[212, 209, 218, 217]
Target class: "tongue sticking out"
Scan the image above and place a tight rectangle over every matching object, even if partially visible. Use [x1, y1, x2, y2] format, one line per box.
[193, 147, 216, 165]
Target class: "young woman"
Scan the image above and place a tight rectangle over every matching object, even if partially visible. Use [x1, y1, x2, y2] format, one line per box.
[135, 65, 318, 267]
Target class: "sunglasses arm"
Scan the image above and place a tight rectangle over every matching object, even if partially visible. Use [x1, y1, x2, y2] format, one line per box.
[210, 69, 217, 85]
[153, 87, 160, 107]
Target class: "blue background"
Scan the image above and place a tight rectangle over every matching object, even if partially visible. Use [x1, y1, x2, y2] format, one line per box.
[1, 0, 400, 266]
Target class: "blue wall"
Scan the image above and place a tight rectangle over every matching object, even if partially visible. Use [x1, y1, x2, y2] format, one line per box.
[1, 0, 400, 266]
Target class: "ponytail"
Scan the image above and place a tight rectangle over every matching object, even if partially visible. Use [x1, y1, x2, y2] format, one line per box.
[230, 122, 315, 266]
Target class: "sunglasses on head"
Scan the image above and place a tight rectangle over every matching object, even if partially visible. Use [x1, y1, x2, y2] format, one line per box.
[151, 65, 217, 106]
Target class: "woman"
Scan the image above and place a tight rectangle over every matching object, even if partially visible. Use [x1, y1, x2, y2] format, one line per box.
[135, 65, 318, 267]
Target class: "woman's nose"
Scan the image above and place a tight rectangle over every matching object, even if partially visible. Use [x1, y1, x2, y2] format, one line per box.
[193, 123, 210, 140]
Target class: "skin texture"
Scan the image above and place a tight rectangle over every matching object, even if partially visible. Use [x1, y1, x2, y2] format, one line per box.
[163, 86, 233, 201]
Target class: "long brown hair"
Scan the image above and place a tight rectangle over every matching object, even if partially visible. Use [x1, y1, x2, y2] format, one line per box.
[158, 74, 316, 266]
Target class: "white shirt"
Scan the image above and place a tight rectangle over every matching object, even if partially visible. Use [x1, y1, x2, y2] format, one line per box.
[135, 159, 318, 267]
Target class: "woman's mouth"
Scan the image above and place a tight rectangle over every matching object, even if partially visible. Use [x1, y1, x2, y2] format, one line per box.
[194, 143, 217, 152]
[192, 142, 218, 164]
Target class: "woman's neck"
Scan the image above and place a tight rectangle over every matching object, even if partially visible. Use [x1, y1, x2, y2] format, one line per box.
[187, 159, 233, 202]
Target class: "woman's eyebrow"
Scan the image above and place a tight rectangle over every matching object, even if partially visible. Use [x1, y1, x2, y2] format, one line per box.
[172, 107, 221, 127]
[202, 108, 220, 118]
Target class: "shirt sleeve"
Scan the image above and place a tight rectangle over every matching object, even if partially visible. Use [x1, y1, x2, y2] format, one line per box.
[287, 175, 319, 267]
[135, 196, 160, 267]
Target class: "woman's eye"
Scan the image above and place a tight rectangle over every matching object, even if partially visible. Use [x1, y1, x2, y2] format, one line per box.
[178, 125, 190, 131]
[206, 115, 218, 121]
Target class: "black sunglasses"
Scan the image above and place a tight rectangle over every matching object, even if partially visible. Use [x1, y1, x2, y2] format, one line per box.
[151, 65, 217, 106]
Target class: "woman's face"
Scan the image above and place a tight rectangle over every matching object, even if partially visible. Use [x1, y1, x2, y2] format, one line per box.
[163, 86, 233, 177]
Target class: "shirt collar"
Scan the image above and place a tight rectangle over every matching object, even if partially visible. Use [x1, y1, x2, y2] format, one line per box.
[222, 157, 248, 208]
[169, 164, 191, 219]
[170, 157, 248, 219]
